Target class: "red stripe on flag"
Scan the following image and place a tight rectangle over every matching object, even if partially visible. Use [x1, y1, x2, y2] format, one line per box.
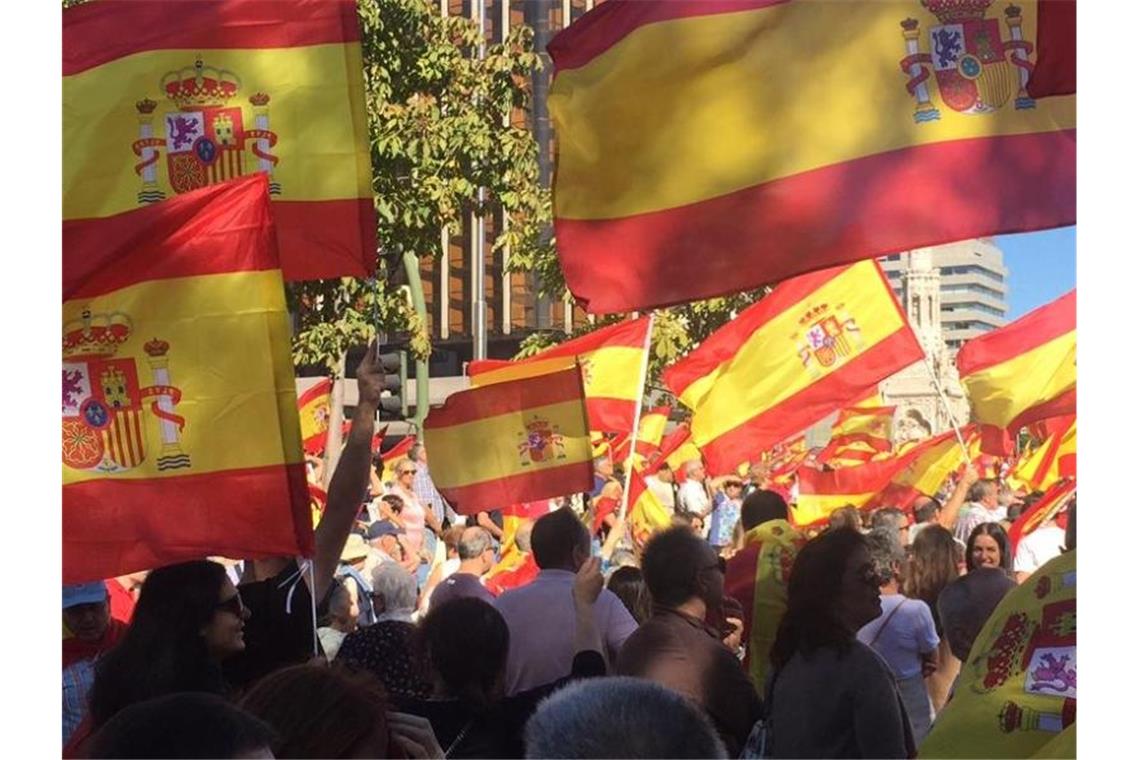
[1027, 0, 1076, 98]
[439, 461, 594, 517]
[957, 290, 1075, 376]
[555, 132, 1076, 314]
[467, 317, 651, 374]
[426, 368, 586, 428]
[297, 378, 332, 408]
[63, 463, 311, 583]
[64, 0, 363, 76]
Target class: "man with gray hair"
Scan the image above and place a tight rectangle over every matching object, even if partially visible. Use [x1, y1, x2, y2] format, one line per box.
[676, 459, 711, 537]
[369, 561, 419, 622]
[954, 478, 1004, 543]
[524, 676, 728, 758]
[429, 526, 496, 608]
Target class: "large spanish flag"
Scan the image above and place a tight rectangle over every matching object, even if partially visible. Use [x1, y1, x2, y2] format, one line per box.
[63, 175, 311, 584]
[919, 549, 1076, 758]
[467, 317, 651, 434]
[626, 469, 672, 549]
[423, 366, 593, 514]
[663, 261, 922, 474]
[63, 0, 375, 281]
[547, 0, 1076, 313]
[957, 290, 1075, 451]
[297, 378, 332, 456]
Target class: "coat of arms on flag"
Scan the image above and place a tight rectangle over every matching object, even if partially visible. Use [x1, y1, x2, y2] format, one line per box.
[517, 416, 568, 466]
[795, 303, 865, 378]
[898, 0, 1037, 123]
[131, 57, 280, 204]
[62, 310, 189, 474]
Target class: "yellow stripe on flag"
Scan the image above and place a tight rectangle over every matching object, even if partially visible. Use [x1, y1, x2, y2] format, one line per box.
[962, 332, 1076, 429]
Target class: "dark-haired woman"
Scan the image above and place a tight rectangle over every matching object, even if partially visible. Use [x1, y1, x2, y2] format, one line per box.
[766, 529, 914, 759]
[966, 522, 1013, 575]
[606, 566, 652, 624]
[396, 557, 606, 758]
[903, 524, 964, 713]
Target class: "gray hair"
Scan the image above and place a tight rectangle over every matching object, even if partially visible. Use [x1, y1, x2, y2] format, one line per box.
[865, 528, 905, 585]
[369, 563, 417, 613]
[524, 677, 728, 758]
[967, 479, 997, 503]
[870, 507, 907, 533]
[457, 527, 492, 560]
[684, 459, 704, 476]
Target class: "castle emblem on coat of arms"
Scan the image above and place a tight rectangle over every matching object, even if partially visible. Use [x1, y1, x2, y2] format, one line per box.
[517, 416, 568, 466]
[62, 310, 190, 473]
[131, 56, 280, 204]
[793, 302, 865, 379]
[898, 0, 1036, 122]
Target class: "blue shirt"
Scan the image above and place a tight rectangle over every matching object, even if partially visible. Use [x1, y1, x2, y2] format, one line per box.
[63, 658, 95, 743]
[708, 493, 742, 547]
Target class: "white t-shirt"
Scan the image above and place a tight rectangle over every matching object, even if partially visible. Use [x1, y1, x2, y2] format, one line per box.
[1013, 525, 1066, 575]
[677, 479, 710, 516]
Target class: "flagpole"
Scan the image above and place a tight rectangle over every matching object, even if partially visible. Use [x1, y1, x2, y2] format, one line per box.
[618, 313, 656, 522]
[921, 352, 970, 460]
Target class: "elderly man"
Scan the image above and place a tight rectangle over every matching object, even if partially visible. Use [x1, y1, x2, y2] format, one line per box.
[337, 564, 432, 698]
[870, 507, 910, 548]
[495, 508, 638, 694]
[954, 478, 1004, 543]
[676, 459, 711, 536]
[646, 463, 677, 514]
[617, 527, 763, 756]
[63, 582, 127, 743]
[429, 526, 496, 608]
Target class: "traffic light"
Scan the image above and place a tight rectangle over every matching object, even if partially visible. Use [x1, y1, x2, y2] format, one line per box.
[377, 350, 407, 420]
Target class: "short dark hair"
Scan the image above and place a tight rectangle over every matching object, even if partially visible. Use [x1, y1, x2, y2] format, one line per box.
[531, 507, 589, 570]
[419, 597, 509, 708]
[89, 692, 276, 759]
[606, 566, 652, 624]
[914, 500, 941, 524]
[740, 489, 788, 530]
[641, 526, 710, 608]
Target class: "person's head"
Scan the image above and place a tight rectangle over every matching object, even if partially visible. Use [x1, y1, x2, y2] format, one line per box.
[865, 528, 905, 589]
[671, 510, 705, 535]
[410, 441, 428, 464]
[914, 497, 942, 525]
[641, 526, 724, 612]
[594, 455, 614, 478]
[442, 525, 464, 558]
[90, 560, 239, 726]
[904, 525, 962, 606]
[369, 562, 418, 617]
[515, 520, 535, 554]
[684, 459, 706, 482]
[63, 581, 111, 643]
[365, 520, 405, 552]
[524, 677, 728, 759]
[937, 568, 1017, 661]
[88, 692, 276, 759]
[655, 462, 675, 484]
[870, 507, 909, 547]
[966, 522, 1012, 572]
[967, 478, 999, 509]
[828, 505, 862, 532]
[419, 597, 509, 707]
[531, 507, 591, 572]
[240, 664, 390, 758]
[380, 493, 404, 515]
[341, 533, 372, 568]
[770, 529, 879, 669]
[393, 457, 417, 488]
[749, 461, 769, 484]
[322, 577, 359, 632]
[606, 566, 652, 624]
[740, 489, 788, 531]
[722, 478, 744, 501]
[457, 526, 496, 574]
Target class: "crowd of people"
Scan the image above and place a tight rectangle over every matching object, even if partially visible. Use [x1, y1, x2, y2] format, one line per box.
[61, 348, 1075, 758]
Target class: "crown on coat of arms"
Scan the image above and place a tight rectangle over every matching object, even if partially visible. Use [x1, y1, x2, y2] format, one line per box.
[920, 0, 994, 24]
[63, 310, 133, 360]
[144, 338, 170, 357]
[797, 304, 829, 326]
[161, 57, 241, 110]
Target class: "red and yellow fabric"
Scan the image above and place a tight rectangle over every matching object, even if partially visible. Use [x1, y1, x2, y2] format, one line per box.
[920, 549, 1076, 759]
[653, 425, 704, 481]
[1027, 0, 1076, 99]
[724, 520, 807, 688]
[487, 500, 552, 578]
[467, 318, 651, 434]
[378, 435, 416, 483]
[817, 405, 896, 468]
[63, 175, 311, 584]
[878, 429, 972, 509]
[423, 366, 593, 515]
[1008, 479, 1075, 555]
[547, 0, 1076, 313]
[957, 290, 1075, 454]
[634, 406, 671, 460]
[663, 261, 923, 474]
[63, 0, 375, 282]
[297, 378, 332, 456]
[1010, 417, 1076, 492]
[626, 469, 672, 549]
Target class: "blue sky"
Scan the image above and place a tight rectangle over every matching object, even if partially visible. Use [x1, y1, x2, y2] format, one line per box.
[995, 226, 1076, 319]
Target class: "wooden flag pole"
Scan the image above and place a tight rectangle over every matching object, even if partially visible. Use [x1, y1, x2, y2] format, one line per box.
[618, 313, 656, 523]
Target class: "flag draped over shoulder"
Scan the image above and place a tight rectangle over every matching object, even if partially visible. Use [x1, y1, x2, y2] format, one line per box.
[423, 366, 593, 514]
[547, 0, 1076, 313]
[663, 261, 922, 474]
[297, 378, 332, 455]
[467, 317, 651, 434]
[957, 290, 1075, 454]
[63, 0, 375, 281]
[919, 550, 1076, 758]
[63, 175, 311, 584]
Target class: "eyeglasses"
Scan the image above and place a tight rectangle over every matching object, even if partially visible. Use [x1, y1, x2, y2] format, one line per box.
[215, 593, 245, 617]
[399, 469, 417, 476]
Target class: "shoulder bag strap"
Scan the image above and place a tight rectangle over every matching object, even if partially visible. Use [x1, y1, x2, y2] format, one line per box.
[868, 598, 907, 648]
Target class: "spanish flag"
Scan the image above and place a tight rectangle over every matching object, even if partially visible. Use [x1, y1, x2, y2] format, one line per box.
[878, 429, 972, 509]
[957, 290, 1075, 452]
[817, 405, 896, 467]
[63, 0, 375, 281]
[919, 550, 1076, 758]
[63, 175, 310, 584]
[297, 378, 332, 456]
[652, 424, 703, 480]
[664, 261, 922, 474]
[378, 435, 416, 483]
[1010, 417, 1076, 492]
[634, 406, 672, 459]
[423, 366, 593, 515]
[547, 0, 1075, 313]
[627, 469, 672, 549]
[1008, 479, 1075, 555]
[467, 317, 651, 434]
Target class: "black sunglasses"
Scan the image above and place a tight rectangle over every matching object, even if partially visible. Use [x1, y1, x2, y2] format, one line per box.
[215, 593, 245, 617]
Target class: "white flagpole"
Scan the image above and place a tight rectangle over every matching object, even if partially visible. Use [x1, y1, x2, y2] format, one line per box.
[618, 313, 656, 522]
[921, 352, 971, 460]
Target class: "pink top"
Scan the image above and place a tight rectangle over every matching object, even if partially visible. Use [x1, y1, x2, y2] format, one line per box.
[389, 485, 426, 554]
